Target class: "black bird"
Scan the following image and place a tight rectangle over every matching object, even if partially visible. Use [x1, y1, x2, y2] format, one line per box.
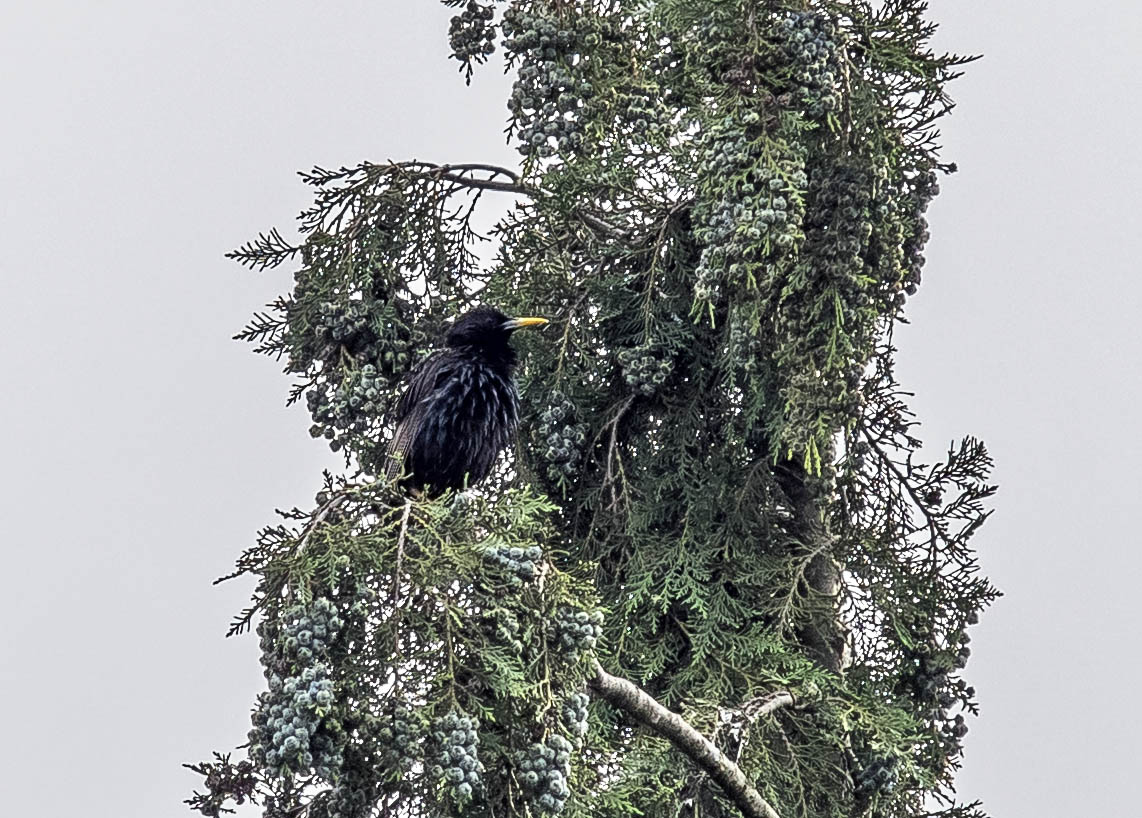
[384, 306, 548, 495]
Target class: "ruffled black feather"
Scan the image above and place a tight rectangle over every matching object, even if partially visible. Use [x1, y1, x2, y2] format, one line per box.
[384, 307, 523, 495]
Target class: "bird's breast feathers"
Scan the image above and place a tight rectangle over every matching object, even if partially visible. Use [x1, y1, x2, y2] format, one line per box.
[436, 361, 518, 431]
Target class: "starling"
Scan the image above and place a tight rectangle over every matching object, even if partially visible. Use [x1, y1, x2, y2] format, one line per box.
[384, 306, 548, 495]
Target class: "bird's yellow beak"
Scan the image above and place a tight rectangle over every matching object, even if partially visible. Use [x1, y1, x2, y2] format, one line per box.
[503, 316, 549, 330]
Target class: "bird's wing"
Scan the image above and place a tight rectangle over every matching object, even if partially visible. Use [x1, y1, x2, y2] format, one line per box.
[384, 350, 456, 482]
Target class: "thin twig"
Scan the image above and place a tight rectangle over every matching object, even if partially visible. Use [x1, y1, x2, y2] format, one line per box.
[392, 499, 413, 609]
[860, 426, 942, 559]
[716, 690, 796, 765]
[602, 395, 635, 509]
[295, 490, 352, 555]
[368, 160, 631, 240]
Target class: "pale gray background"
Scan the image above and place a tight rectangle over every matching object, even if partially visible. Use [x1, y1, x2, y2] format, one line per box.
[1, 1, 1137, 815]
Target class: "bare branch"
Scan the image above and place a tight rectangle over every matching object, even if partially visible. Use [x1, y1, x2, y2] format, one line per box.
[588, 660, 783, 818]
[435, 162, 521, 183]
[378, 160, 632, 240]
[435, 169, 527, 195]
[392, 499, 413, 609]
[571, 208, 630, 240]
[743, 690, 796, 721]
[294, 489, 354, 555]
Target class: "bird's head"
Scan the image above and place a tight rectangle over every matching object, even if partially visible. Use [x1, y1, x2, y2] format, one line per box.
[445, 306, 548, 351]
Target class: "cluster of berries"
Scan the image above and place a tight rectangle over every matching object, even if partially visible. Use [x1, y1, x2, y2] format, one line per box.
[560, 692, 590, 739]
[617, 344, 673, 396]
[484, 542, 544, 587]
[249, 598, 346, 781]
[803, 162, 874, 281]
[485, 606, 524, 654]
[502, 6, 590, 158]
[900, 629, 975, 746]
[553, 607, 604, 660]
[614, 84, 671, 140]
[312, 301, 379, 361]
[306, 362, 395, 445]
[774, 11, 842, 118]
[903, 648, 951, 705]
[378, 704, 422, 776]
[517, 735, 574, 813]
[429, 710, 485, 805]
[300, 299, 414, 448]
[319, 782, 371, 818]
[537, 392, 588, 482]
[952, 632, 972, 670]
[316, 748, 377, 818]
[901, 170, 940, 294]
[692, 117, 807, 302]
[448, 1, 497, 79]
[854, 753, 900, 796]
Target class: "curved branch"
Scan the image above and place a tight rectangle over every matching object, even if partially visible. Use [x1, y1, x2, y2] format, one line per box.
[435, 168, 527, 195]
[386, 160, 631, 240]
[588, 660, 783, 818]
[435, 162, 521, 183]
[294, 490, 352, 554]
[743, 690, 796, 721]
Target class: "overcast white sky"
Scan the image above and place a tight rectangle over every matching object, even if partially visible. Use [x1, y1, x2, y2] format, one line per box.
[2, 2, 1139, 816]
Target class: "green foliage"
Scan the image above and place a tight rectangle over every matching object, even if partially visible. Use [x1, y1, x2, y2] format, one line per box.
[189, 3, 996, 818]
[200, 478, 604, 818]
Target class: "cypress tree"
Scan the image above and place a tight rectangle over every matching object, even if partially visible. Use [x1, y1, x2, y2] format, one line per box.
[187, 3, 998, 818]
